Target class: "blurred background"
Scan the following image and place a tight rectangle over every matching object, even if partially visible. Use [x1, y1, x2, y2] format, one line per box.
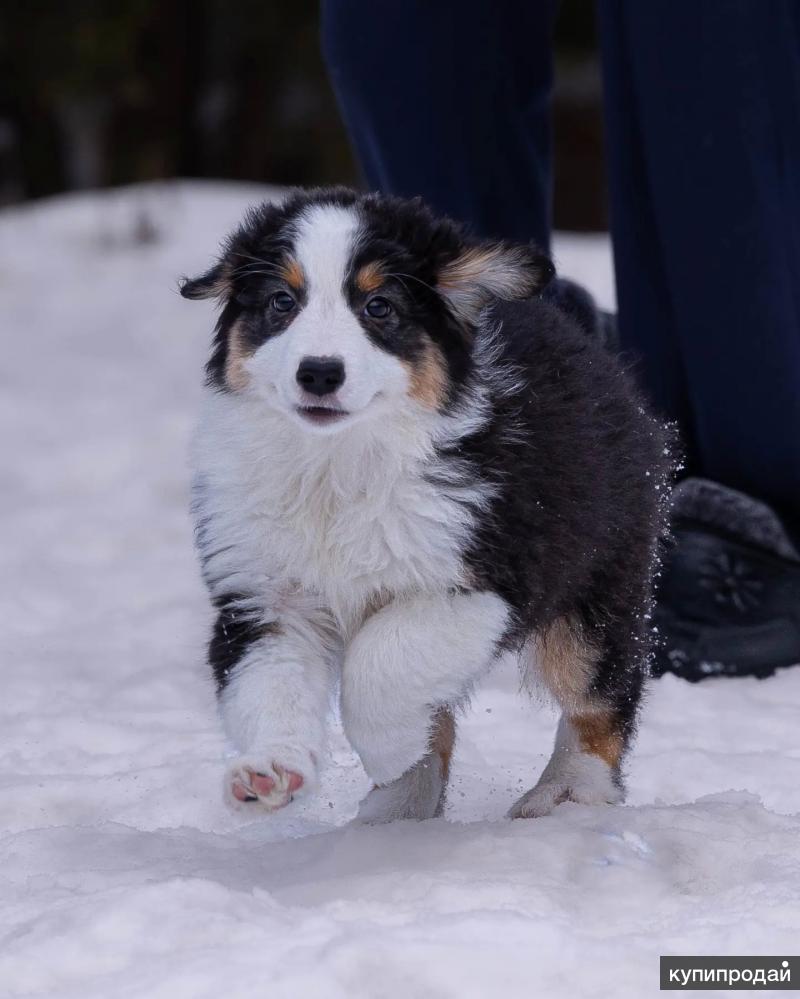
[1, 0, 607, 230]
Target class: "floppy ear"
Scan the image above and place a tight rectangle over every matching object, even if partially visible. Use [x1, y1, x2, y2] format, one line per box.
[437, 242, 555, 323]
[179, 261, 231, 301]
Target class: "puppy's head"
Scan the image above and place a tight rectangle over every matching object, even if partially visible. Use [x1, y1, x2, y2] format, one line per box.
[181, 188, 553, 434]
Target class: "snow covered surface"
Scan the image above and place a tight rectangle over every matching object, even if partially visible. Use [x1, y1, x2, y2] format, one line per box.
[1, 182, 799, 999]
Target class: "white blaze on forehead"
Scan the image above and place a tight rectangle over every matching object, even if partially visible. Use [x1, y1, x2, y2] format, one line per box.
[247, 199, 409, 419]
[291, 203, 360, 302]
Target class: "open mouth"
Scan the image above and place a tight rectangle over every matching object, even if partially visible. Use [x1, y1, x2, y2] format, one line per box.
[295, 405, 349, 426]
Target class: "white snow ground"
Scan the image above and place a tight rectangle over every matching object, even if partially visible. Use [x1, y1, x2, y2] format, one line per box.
[1, 182, 799, 999]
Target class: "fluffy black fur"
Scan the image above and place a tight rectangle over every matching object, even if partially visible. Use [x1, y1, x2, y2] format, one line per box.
[457, 297, 674, 739]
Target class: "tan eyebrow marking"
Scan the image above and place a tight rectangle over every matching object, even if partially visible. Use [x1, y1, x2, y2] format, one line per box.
[355, 260, 386, 294]
[278, 257, 305, 291]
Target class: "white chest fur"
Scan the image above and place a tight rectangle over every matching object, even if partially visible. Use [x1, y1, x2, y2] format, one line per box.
[192, 390, 492, 633]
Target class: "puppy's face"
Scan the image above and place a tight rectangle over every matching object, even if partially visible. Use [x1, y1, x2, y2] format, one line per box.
[182, 189, 553, 434]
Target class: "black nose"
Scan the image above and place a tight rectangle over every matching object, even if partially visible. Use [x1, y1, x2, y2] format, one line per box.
[296, 356, 346, 396]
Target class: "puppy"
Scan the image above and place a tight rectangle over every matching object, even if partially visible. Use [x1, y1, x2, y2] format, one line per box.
[181, 188, 672, 822]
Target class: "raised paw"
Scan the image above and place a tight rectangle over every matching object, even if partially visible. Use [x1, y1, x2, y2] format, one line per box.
[225, 753, 314, 812]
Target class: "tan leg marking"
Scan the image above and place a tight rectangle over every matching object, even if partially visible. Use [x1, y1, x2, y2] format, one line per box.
[532, 620, 623, 767]
[429, 707, 456, 782]
[571, 712, 624, 769]
[531, 616, 599, 713]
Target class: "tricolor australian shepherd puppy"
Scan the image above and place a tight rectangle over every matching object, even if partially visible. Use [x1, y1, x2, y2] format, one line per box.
[181, 188, 671, 822]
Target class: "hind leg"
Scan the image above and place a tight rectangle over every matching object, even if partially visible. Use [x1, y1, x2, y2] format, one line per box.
[509, 617, 645, 818]
[508, 710, 626, 818]
[357, 708, 455, 823]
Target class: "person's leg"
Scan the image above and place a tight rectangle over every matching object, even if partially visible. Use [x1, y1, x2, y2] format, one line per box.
[598, 0, 800, 678]
[596, 0, 800, 534]
[321, 0, 558, 248]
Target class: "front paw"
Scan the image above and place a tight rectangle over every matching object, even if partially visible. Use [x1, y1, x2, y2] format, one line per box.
[225, 747, 316, 812]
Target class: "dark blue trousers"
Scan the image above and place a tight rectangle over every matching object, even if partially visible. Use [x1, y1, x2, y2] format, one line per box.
[322, 0, 800, 534]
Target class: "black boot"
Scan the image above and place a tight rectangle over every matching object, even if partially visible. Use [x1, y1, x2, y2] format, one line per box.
[652, 478, 800, 681]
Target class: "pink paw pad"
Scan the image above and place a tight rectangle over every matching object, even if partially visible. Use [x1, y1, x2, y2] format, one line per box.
[229, 764, 304, 809]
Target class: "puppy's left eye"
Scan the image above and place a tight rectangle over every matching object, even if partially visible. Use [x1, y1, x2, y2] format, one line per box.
[270, 291, 296, 313]
[364, 297, 392, 319]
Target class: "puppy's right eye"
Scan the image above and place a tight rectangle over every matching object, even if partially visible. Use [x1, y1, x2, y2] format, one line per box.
[270, 291, 296, 313]
[365, 296, 392, 319]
